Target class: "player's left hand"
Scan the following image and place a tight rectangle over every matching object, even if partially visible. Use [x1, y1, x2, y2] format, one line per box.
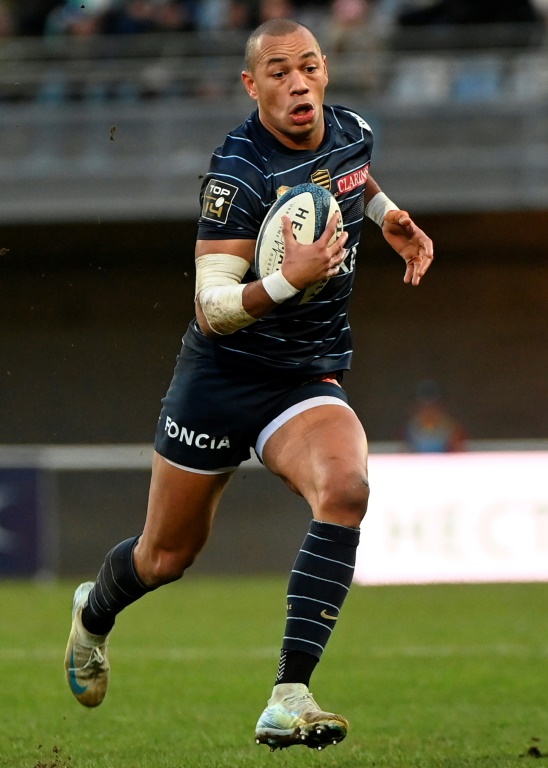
[382, 210, 434, 286]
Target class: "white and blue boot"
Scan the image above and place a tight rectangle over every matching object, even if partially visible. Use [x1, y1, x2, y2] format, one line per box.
[255, 682, 349, 751]
[64, 581, 110, 708]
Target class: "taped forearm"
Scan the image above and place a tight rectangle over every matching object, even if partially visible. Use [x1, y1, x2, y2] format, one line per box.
[195, 253, 255, 335]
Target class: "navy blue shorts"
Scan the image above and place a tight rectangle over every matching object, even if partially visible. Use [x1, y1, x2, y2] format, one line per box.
[154, 343, 350, 473]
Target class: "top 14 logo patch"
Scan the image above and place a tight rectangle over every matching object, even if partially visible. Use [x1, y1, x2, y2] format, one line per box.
[201, 179, 239, 224]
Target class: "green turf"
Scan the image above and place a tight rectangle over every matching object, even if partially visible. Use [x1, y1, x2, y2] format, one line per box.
[0, 577, 546, 768]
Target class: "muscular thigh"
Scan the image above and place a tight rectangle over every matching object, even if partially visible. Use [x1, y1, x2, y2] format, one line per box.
[261, 404, 369, 526]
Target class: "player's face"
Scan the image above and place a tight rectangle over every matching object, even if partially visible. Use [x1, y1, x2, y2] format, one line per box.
[241, 29, 329, 150]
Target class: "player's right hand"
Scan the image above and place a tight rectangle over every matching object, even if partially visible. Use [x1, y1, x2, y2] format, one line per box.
[280, 213, 348, 290]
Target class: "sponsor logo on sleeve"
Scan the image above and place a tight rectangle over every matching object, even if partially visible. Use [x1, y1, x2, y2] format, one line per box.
[201, 180, 239, 224]
[336, 163, 370, 194]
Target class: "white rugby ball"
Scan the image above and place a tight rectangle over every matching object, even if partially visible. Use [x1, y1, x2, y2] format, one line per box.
[255, 183, 343, 304]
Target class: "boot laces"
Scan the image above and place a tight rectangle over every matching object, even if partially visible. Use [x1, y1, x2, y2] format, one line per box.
[83, 646, 106, 671]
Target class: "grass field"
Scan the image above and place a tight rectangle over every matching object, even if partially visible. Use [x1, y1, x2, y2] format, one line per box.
[0, 576, 546, 768]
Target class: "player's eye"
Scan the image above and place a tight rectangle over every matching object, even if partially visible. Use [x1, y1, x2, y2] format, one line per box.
[273, 71, 286, 79]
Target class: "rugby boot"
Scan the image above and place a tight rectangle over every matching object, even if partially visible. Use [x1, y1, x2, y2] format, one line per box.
[255, 682, 349, 751]
[64, 581, 110, 707]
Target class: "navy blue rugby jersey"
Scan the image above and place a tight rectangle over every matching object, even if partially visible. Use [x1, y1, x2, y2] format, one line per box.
[184, 105, 373, 377]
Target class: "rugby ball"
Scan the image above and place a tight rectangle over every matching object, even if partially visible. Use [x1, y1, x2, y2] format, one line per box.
[255, 183, 343, 303]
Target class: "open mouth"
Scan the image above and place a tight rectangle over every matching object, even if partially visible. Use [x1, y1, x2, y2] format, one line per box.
[290, 103, 314, 125]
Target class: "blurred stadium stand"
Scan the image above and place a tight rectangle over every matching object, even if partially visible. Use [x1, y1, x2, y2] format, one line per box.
[1, 25, 548, 223]
[1, 19, 547, 578]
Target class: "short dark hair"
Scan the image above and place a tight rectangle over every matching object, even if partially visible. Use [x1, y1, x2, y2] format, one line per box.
[244, 18, 320, 72]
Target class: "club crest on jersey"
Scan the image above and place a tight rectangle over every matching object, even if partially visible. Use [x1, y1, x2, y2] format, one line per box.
[310, 169, 331, 191]
[201, 180, 239, 224]
[337, 164, 370, 194]
[276, 185, 291, 199]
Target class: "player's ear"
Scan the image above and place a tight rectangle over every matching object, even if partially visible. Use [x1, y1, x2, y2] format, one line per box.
[322, 55, 329, 84]
[241, 71, 258, 101]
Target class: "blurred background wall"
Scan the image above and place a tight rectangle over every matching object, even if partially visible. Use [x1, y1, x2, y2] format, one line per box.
[1, 0, 547, 576]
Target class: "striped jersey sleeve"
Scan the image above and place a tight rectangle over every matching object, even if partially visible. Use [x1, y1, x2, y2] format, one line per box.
[197, 117, 268, 240]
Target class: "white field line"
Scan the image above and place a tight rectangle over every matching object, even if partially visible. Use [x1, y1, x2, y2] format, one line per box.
[1, 644, 548, 662]
[0, 646, 279, 662]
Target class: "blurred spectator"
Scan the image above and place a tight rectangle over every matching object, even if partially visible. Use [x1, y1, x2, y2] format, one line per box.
[227, 0, 253, 29]
[390, 0, 544, 49]
[292, 4, 328, 33]
[398, 0, 541, 26]
[0, 0, 340, 36]
[327, 0, 371, 52]
[193, 0, 230, 30]
[0, 0, 14, 36]
[14, 0, 63, 36]
[259, 0, 296, 22]
[531, 0, 548, 26]
[101, 0, 157, 33]
[45, 0, 110, 36]
[152, 0, 196, 31]
[42, 0, 198, 36]
[190, 0, 256, 31]
[404, 379, 467, 453]
[367, 0, 409, 38]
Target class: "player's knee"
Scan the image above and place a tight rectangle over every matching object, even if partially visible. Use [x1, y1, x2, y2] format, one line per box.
[316, 469, 369, 527]
[140, 547, 197, 586]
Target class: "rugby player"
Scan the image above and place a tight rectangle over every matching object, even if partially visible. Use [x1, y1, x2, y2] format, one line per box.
[64, 18, 433, 751]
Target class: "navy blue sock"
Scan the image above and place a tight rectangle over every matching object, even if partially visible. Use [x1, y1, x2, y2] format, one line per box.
[81, 536, 153, 636]
[275, 648, 318, 687]
[275, 519, 360, 684]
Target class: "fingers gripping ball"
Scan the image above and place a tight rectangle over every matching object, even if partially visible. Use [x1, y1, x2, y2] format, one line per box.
[255, 183, 343, 304]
